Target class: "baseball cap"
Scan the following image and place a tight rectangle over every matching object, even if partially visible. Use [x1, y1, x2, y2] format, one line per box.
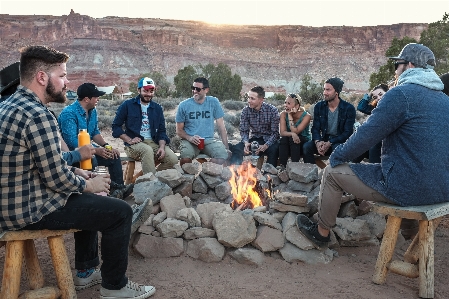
[138, 77, 156, 91]
[389, 43, 436, 69]
[77, 83, 106, 99]
[0, 62, 20, 95]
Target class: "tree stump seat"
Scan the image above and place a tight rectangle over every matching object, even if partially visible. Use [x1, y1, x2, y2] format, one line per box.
[371, 201, 449, 298]
[0, 229, 79, 299]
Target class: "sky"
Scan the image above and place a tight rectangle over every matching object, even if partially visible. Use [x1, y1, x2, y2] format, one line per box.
[0, 0, 447, 27]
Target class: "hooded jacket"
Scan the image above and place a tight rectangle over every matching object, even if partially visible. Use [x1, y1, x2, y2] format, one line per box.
[330, 68, 449, 206]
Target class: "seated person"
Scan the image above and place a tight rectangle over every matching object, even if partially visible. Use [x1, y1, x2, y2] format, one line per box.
[112, 77, 178, 174]
[58, 83, 132, 199]
[353, 83, 389, 163]
[176, 77, 230, 166]
[229, 86, 280, 166]
[1, 61, 96, 166]
[302, 77, 356, 164]
[279, 93, 311, 167]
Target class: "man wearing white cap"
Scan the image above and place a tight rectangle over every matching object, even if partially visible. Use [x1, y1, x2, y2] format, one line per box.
[112, 77, 178, 175]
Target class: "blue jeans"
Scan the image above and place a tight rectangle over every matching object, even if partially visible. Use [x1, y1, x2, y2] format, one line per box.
[23, 193, 132, 290]
[230, 137, 279, 166]
[302, 140, 341, 164]
[94, 154, 124, 185]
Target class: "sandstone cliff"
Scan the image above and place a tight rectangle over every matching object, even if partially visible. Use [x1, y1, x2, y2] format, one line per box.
[0, 9, 427, 94]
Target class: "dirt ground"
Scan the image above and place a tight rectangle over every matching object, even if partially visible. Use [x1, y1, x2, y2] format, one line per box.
[2, 224, 449, 299]
[2, 131, 449, 299]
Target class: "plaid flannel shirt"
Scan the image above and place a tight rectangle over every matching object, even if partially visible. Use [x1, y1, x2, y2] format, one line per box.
[239, 102, 280, 146]
[0, 85, 86, 233]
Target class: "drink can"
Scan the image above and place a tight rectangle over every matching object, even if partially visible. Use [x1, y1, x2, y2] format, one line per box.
[105, 145, 113, 151]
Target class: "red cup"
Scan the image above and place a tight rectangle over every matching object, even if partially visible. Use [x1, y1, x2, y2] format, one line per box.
[198, 138, 205, 150]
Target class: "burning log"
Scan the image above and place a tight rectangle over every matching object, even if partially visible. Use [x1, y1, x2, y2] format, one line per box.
[229, 161, 273, 211]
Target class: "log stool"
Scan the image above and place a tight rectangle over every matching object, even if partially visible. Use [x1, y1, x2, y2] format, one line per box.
[0, 229, 79, 299]
[371, 201, 449, 298]
[121, 153, 143, 185]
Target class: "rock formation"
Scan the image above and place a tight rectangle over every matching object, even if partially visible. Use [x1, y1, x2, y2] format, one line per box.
[0, 9, 427, 93]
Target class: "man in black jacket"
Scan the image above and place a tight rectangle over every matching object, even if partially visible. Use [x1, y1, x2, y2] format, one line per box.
[302, 77, 356, 164]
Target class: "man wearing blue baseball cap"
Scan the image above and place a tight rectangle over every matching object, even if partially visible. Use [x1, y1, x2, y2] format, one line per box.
[112, 77, 178, 176]
[296, 43, 449, 250]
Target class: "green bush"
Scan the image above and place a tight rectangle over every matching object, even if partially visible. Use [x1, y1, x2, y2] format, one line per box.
[223, 113, 240, 127]
[222, 100, 246, 111]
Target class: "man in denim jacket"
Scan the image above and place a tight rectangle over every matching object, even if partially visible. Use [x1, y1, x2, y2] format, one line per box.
[302, 77, 356, 164]
[112, 77, 178, 175]
[296, 44, 449, 250]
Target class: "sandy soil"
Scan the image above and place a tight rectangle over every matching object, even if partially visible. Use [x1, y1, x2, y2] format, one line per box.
[2, 224, 449, 299]
[2, 131, 449, 299]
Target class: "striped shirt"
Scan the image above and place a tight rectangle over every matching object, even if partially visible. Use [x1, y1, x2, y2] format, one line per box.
[0, 85, 86, 233]
[239, 102, 280, 146]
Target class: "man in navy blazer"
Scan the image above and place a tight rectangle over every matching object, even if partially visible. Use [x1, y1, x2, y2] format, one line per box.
[296, 44, 449, 249]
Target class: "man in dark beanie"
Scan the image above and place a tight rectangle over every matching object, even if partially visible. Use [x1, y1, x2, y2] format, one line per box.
[302, 77, 356, 164]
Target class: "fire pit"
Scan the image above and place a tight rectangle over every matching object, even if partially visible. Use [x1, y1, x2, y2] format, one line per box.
[229, 161, 273, 210]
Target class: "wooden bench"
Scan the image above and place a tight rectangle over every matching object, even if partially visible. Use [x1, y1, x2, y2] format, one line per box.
[120, 153, 143, 185]
[371, 201, 449, 298]
[0, 229, 79, 299]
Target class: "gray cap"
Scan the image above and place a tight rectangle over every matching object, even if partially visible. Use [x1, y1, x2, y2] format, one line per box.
[389, 43, 436, 69]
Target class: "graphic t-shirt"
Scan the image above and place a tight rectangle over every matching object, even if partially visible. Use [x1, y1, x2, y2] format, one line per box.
[175, 96, 224, 140]
[140, 103, 151, 140]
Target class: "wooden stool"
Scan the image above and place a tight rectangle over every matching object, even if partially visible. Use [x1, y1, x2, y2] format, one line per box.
[120, 153, 143, 185]
[371, 202, 449, 298]
[0, 229, 79, 299]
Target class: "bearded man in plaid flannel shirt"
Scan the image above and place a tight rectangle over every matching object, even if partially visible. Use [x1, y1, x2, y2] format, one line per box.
[0, 45, 155, 299]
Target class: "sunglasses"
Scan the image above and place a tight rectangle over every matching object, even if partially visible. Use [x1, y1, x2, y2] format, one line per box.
[191, 86, 205, 92]
[394, 61, 408, 70]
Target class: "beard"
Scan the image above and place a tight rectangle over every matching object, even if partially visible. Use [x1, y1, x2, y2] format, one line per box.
[324, 93, 337, 102]
[140, 94, 152, 103]
[45, 79, 67, 104]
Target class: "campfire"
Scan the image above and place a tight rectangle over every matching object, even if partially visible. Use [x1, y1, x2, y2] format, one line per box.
[229, 161, 272, 210]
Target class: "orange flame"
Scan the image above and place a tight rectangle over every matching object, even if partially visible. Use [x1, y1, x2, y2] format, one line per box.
[229, 162, 263, 209]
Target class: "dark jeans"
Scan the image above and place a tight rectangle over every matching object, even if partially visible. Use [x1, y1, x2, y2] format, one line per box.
[302, 140, 341, 164]
[352, 142, 382, 163]
[278, 136, 308, 166]
[94, 155, 124, 185]
[23, 193, 132, 290]
[229, 137, 279, 166]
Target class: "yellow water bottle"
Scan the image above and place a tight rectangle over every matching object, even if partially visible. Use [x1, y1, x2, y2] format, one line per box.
[78, 129, 92, 170]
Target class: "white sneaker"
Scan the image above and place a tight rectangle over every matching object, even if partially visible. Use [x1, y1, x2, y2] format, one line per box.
[74, 268, 102, 290]
[100, 280, 156, 299]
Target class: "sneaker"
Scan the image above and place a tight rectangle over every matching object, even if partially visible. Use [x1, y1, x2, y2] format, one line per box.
[130, 198, 153, 235]
[110, 182, 134, 199]
[74, 268, 102, 290]
[296, 214, 330, 250]
[100, 280, 155, 299]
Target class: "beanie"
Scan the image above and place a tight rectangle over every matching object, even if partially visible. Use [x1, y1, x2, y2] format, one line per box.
[325, 77, 344, 94]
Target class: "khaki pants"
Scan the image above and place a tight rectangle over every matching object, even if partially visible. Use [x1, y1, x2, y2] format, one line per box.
[317, 163, 394, 230]
[124, 139, 178, 175]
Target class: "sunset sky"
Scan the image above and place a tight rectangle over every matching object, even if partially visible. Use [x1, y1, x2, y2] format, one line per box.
[0, 0, 446, 27]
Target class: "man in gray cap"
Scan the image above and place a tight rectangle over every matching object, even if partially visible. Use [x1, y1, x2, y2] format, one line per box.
[302, 77, 356, 164]
[296, 43, 449, 250]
